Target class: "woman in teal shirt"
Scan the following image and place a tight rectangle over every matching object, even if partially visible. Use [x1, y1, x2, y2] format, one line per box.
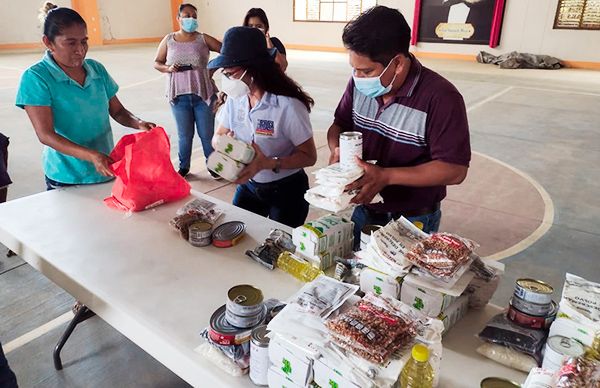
[16, 3, 155, 189]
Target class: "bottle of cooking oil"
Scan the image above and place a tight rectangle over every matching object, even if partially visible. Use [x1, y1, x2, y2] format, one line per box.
[399, 344, 434, 388]
[276, 251, 323, 282]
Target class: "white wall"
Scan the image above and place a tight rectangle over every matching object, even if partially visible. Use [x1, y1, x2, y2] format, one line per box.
[2, 0, 597, 62]
[99, 0, 171, 41]
[0, 0, 72, 44]
[192, 0, 600, 62]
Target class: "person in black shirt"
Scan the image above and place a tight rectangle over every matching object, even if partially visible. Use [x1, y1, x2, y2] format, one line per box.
[243, 8, 288, 71]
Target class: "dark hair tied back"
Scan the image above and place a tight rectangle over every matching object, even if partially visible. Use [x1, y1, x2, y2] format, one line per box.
[39, 2, 86, 42]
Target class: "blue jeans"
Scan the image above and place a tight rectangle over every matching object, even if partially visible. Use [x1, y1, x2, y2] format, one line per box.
[233, 171, 309, 228]
[170, 94, 216, 170]
[351, 205, 442, 250]
[45, 176, 74, 191]
[0, 342, 18, 388]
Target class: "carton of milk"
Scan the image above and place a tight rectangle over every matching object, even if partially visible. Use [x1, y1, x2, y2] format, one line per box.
[292, 214, 354, 258]
[268, 333, 317, 387]
[214, 135, 255, 164]
[400, 280, 460, 317]
[207, 152, 245, 182]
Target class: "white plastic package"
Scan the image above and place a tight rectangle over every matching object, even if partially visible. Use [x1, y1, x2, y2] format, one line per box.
[369, 217, 426, 273]
[195, 341, 245, 377]
[523, 367, 558, 388]
[477, 342, 538, 372]
[267, 275, 359, 343]
[287, 274, 359, 318]
[551, 273, 600, 348]
[561, 273, 600, 322]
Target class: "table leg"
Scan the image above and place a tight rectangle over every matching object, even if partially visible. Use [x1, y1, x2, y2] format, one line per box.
[53, 304, 96, 370]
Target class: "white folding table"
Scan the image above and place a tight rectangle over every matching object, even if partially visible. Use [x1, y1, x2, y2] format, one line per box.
[0, 184, 527, 387]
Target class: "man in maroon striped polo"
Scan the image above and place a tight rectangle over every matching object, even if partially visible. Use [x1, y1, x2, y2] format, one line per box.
[327, 6, 471, 248]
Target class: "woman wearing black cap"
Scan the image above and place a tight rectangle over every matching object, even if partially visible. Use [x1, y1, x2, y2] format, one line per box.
[208, 27, 316, 228]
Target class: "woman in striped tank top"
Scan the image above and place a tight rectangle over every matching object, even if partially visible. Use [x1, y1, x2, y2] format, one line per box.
[154, 3, 222, 178]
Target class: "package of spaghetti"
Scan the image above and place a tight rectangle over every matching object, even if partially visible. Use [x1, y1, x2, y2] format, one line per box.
[326, 293, 418, 364]
[405, 233, 477, 278]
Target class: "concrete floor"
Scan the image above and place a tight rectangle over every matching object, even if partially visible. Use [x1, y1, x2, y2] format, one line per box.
[1, 45, 600, 387]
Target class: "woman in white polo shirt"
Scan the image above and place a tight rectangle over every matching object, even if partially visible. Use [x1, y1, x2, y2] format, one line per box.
[209, 27, 317, 228]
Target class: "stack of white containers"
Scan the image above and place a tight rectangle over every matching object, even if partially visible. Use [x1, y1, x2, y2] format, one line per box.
[207, 135, 255, 181]
[304, 163, 364, 213]
[291, 214, 354, 270]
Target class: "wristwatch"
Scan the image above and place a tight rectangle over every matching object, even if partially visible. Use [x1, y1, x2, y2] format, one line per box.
[272, 157, 281, 173]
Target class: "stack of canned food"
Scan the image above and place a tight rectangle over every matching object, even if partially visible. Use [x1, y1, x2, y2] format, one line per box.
[508, 278, 557, 330]
[207, 285, 271, 385]
[208, 285, 266, 345]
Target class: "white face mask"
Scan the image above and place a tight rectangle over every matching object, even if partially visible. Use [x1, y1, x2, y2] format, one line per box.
[221, 70, 250, 98]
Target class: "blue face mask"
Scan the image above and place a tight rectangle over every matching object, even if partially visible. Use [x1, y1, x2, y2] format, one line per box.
[353, 59, 398, 98]
[181, 17, 198, 33]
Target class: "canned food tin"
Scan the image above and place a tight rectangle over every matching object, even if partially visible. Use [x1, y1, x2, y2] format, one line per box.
[225, 305, 267, 329]
[339, 131, 363, 171]
[510, 295, 553, 317]
[250, 325, 270, 386]
[212, 221, 246, 248]
[209, 305, 253, 345]
[480, 377, 521, 388]
[227, 285, 264, 317]
[514, 278, 554, 305]
[507, 301, 555, 330]
[542, 335, 585, 372]
[188, 221, 213, 247]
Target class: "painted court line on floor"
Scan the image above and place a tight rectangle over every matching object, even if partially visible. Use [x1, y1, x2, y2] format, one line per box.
[517, 85, 600, 98]
[467, 86, 514, 113]
[121, 75, 164, 90]
[4, 311, 74, 354]
[460, 85, 556, 261]
[476, 151, 555, 262]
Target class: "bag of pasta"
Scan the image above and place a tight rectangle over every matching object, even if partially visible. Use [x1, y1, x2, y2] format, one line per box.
[405, 233, 477, 278]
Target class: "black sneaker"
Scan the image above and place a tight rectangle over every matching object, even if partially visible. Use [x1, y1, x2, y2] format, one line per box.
[178, 168, 190, 177]
[209, 170, 223, 181]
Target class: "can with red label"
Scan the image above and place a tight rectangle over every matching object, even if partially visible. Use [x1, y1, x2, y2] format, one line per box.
[209, 305, 253, 345]
[507, 300, 556, 330]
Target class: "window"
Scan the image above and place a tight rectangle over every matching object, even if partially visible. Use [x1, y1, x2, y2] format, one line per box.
[554, 0, 600, 29]
[294, 0, 377, 22]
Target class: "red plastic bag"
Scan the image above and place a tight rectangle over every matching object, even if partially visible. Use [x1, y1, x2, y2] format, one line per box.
[104, 127, 190, 212]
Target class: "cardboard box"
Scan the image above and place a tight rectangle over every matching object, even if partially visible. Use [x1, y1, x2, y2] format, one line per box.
[400, 281, 460, 318]
[292, 215, 353, 259]
[437, 294, 469, 335]
[206, 152, 245, 182]
[360, 267, 401, 298]
[214, 135, 255, 164]
[313, 357, 361, 388]
[268, 334, 315, 386]
[267, 367, 305, 388]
